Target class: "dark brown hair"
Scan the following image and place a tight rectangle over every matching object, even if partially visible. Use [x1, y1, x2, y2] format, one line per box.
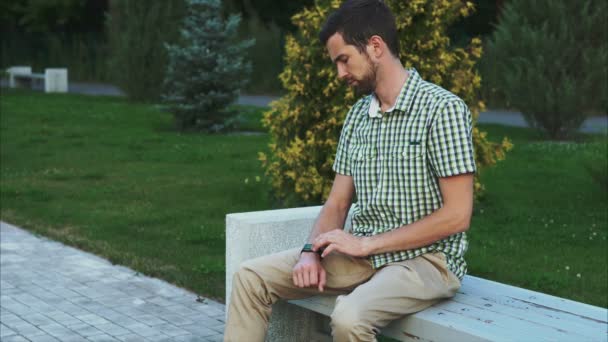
[319, 0, 399, 58]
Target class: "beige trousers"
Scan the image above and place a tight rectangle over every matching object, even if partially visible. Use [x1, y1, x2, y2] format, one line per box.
[224, 248, 461, 342]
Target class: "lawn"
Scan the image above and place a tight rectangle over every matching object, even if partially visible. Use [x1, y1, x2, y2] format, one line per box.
[1, 89, 606, 307]
[0, 89, 271, 300]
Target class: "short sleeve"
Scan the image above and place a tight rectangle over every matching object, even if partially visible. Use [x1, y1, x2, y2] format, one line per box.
[428, 100, 477, 178]
[332, 107, 357, 176]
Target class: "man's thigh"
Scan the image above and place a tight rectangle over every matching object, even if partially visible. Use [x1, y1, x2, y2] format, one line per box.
[331, 252, 461, 328]
[240, 248, 375, 300]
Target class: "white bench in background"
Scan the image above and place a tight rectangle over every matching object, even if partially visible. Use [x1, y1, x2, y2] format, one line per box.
[226, 206, 608, 342]
[6, 66, 68, 93]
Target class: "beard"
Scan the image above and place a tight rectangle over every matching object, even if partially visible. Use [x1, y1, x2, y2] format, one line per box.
[352, 56, 377, 97]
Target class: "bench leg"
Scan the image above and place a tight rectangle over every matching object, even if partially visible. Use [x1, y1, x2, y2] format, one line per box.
[44, 68, 68, 93]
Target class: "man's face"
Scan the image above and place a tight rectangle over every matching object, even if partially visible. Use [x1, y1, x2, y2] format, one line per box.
[326, 33, 376, 95]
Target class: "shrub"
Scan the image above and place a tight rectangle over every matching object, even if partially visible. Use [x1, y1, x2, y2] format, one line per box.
[106, 0, 186, 102]
[260, 0, 512, 206]
[162, 0, 254, 131]
[484, 0, 608, 139]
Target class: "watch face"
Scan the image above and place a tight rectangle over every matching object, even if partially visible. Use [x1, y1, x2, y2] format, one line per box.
[301, 244, 315, 253]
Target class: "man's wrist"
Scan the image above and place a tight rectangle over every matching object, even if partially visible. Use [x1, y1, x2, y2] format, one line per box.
[361, 236, 376, 256]
[301, 243, 323, 257]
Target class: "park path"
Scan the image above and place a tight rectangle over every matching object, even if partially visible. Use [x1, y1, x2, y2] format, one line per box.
[0, 221, 226, 342]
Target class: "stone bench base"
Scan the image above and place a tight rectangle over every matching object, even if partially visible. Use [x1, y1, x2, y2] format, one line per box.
[226, 207, 607, 341]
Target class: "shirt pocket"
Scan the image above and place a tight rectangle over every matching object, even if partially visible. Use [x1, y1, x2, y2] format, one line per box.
[349, 144, 376, 193]
[351, 144, 376, 162]
[388, 144, 425, 190]
[390, 144, 424, 160]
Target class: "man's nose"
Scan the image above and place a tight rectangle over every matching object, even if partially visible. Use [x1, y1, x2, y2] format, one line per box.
[337, 64, 347, 80]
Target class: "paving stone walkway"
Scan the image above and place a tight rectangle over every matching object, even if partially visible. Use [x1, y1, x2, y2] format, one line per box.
[0, 221, 226, 342]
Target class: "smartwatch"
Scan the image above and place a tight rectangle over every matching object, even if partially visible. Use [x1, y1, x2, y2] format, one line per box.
[301, 243, 323, 256]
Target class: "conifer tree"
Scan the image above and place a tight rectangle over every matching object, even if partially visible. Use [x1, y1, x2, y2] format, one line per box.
[485, 0, 607, 139]
[163, 0, 254, 131]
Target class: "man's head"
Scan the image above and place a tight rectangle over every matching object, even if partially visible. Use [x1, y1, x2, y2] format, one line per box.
[319, 0, 399, 94]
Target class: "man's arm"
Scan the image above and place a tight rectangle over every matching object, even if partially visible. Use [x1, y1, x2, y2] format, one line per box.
[292, 174, 355, 291]
[307, 174, 355, 243]
[312, 173, 474, 258]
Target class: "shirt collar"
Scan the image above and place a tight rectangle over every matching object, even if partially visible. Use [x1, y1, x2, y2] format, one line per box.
[368, 68, 421, 118]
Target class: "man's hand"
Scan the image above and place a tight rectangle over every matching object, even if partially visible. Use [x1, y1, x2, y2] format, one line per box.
[292, 252, 327, 292]
[313, 230, 369, 258]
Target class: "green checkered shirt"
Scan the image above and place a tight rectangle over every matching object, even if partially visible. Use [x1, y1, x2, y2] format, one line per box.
[333, 69, 476, 280]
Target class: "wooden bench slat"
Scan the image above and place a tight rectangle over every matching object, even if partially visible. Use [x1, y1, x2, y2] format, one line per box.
[385, 307, 503, 342]
[462, 276, 607, 322]
[450, 294, 605, 339]
[438, 298, 598, 341]
[407, 305, 553, 342]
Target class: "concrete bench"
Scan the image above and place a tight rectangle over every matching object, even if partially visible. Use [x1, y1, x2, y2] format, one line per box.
[6, 66, 68, 93]
[226, 206, 608, 341]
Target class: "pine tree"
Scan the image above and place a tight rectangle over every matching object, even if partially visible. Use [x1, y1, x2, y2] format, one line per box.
[162, 0, 254, 131]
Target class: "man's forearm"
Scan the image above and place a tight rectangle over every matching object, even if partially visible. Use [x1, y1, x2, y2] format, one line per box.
[363, 206, 471, 255]
[307, 202, 351, 243]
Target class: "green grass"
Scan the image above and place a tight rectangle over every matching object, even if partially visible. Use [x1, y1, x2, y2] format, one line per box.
[0, 89, 271, 300]
[1, 89, 606, 307]
[468, 124, 607, 306]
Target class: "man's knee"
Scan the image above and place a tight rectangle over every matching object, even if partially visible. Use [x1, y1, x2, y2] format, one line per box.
[232, 262, 263, 294]
[330, 295, 376, 340]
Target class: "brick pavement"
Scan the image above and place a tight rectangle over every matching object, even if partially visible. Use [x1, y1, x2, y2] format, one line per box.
[0, 222, 226, 342]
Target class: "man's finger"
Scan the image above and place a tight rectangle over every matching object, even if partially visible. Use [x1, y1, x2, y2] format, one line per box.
[321, 244, 336, 258]
[297, 272, 304, 288]
[303, 270, 310, 287]
[313, 237, 331, 251]
[312, 238, 324, 251]
[292, 269, 298, 286]
[309, 267, 318, 286]
[318, 268, 326, 292]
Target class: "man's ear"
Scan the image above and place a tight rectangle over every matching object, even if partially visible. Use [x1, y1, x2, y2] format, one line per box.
[366, 35, 384, 59]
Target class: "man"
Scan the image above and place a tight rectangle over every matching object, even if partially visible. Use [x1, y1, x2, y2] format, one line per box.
[225, 0, 476, 341]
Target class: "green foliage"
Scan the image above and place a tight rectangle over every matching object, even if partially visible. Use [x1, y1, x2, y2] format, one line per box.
[0, 32, 109, 82]
[1, 1, 109, 82]
[162, 0, 254, 131]
[484, 0, 608, 139]
[225, 0, 313, 31]
[106, 0, 186, 102]
[237, 17, 284, 94]
[1, 0, 85, 33]
[261, 0, 512, 205]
